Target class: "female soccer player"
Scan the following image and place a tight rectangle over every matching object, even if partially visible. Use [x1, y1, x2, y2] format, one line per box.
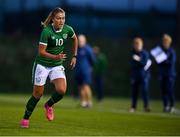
[158, 34, 176, 113]
[20, 7, 78, 128]
[129, 37, 151, 112]
[74, 35, 96, 108]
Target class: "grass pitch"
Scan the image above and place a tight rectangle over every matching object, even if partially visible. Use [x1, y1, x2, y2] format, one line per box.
[0, 94, 180, 136]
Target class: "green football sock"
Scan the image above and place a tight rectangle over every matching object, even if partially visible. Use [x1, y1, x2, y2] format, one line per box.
[46, 92, 63, 107]
[23, 96, 40, 119]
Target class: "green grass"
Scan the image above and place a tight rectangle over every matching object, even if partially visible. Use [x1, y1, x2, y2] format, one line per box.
[0, 94, 180, 136]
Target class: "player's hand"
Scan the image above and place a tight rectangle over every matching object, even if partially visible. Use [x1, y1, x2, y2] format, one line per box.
[55, 53, 66, 60]
[133, 54, 141, 61]
[70, 57, 77, 69]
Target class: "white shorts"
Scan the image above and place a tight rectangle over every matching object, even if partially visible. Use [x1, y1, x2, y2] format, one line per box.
[32, 63, 66, 86]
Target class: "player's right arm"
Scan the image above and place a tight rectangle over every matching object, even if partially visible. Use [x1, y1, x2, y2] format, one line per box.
[38, 28, 66, 60]
[38, 45, 66, 60]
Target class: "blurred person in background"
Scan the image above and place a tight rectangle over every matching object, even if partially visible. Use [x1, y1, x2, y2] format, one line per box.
[93, 46, 108, 101]
[20, 7, 78, 128]
[74, 34, 96, 108]
[158, 34, 176, 113]
[129, 37, 151, 112]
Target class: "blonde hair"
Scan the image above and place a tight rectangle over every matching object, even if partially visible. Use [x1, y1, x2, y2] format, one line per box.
[41, 7, 65, 27]
[162, 34, 172, 43]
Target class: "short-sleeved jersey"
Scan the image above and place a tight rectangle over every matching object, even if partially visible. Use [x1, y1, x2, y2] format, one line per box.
[75, 44, 96, 75]
[35, 24, 75, 67]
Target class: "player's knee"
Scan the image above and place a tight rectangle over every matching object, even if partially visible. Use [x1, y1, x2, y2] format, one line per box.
[56, 87, 66, 95]
[33, 90, 43, 99]
[33, 92, 43, 99]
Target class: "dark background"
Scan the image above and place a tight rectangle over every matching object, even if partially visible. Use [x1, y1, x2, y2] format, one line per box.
[0, 0, 179, 100]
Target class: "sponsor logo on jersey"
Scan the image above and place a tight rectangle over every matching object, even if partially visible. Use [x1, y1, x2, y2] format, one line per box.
[63, 34, 68, 39]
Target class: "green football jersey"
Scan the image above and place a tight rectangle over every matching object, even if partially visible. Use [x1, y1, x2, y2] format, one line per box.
[35, 24, 75, 67]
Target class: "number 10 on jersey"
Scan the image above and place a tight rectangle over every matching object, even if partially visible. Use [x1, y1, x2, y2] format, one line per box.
[56, 38, 63, 46]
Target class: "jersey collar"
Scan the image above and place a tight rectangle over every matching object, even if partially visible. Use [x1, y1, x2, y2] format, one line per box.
[52, 23, 63, 33]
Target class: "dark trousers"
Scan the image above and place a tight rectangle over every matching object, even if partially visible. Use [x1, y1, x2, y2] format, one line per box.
[94, 74, 104, 101]
[159, 76, 175, 108]
[131, 76, 149, 109]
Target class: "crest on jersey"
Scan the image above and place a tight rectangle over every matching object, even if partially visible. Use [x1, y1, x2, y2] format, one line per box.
[51, 36, 55, 39]
[63, 34, 68, 39]
[36, 77, 41, 83]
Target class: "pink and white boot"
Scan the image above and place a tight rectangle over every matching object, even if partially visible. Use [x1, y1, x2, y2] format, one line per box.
[20, 119, 29, 128]
[44, 103, 54, 121]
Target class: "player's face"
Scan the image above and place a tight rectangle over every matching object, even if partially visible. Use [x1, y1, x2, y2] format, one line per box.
[52, 12, 65, 29]
[162, 38, 171, 49]
[78, 35, 87, 48]
[133, 40, 143, 52]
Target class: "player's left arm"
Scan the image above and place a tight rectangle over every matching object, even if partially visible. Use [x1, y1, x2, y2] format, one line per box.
[70, 34, 78, 69]
[138, 51, 149, 67]
[164, 49, 176, 65]
[87, 46, 96, 66]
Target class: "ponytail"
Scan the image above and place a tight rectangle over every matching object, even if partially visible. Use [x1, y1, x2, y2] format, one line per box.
[41, 7, 65, 28]
[41, 12, 53, 27]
